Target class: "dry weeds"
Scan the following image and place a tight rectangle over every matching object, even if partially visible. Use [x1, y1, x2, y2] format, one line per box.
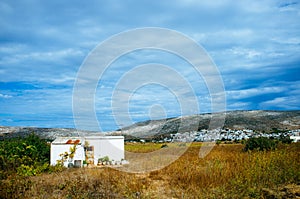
[1, 142, 299, 198]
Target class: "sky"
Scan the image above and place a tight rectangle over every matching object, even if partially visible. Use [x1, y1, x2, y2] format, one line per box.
[0, 0, 300, 131]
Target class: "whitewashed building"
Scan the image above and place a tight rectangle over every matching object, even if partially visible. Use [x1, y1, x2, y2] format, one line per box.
[50, 136, 124, 167]
[290, 136, 300, 143]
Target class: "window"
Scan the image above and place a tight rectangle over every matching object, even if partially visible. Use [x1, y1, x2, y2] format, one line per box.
[74, 160, 81, 168]
[86, 146, 94, 151]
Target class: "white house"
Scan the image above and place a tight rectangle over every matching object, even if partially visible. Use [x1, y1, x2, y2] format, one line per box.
[290, 136, 300, 143]
[50, 136, 124, 167]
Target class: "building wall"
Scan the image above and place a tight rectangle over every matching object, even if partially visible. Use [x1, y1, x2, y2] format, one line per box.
[50, 144, 84, 167]
[290, 136, 300, 142]
[99, 137, 124, 161]
[86, 137, 124, 164]
[50, 136, 124, 166]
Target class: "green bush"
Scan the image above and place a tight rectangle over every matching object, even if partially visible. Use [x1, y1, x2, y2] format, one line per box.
[0, 133, 50, 179]
[278, 135, 293, 144]
[244, 137, 277, 151]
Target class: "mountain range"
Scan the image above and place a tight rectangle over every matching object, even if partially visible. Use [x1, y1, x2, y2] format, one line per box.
[120, 110, 300, 139]
[1, 110, 300, 140]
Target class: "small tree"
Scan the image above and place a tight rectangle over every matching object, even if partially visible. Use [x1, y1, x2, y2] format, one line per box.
[244, 137, 277, 151]
[57, 143, 78, 166]
[278, 134, 293, 144]
[69, 144, 77, 160]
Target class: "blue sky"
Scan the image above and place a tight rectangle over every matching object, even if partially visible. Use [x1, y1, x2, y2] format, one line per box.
[0, 0, 300, 131]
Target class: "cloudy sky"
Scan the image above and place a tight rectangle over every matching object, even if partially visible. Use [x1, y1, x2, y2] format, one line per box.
[0, 0, 299, 131]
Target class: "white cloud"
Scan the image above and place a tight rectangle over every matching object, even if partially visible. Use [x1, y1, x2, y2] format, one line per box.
[278, 1, 300, 12]
[0, 44, 26, 54]
[0, 0, 299, 130]
[260, 96, 300, 110]
[229, 47, 261, 59]
[227, 86, 285, 100]
[271, 37, 300, 45]
[38, 75, 75, 85]
[227, 102, 251, 110]
[1, 48, 84, 64]
[193, 29, 255, 45]
[0, 93, 12, 99]
[2, 88, 72, 115]
[39, 48, 83, 59]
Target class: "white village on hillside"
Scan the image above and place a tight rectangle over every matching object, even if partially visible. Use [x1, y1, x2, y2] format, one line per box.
[168, 129, 300, 143]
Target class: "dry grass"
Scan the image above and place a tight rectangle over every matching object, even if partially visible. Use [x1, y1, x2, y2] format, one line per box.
[1, 142, 299, 199]
[125, 142, 164, 153]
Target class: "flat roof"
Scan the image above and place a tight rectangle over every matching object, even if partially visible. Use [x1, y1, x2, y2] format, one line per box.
[85, 136, 124, 140]
[52, 137, 84, 145]
[52, 136, 124, 144]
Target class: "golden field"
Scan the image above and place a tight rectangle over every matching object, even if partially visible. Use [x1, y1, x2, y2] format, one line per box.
[1, 142, 300, 199]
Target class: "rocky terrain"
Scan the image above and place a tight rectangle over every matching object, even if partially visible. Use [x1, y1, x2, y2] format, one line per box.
[121, 110, 300, 139]
[0, 126, 102, 141]
[1, 110, 300, 140]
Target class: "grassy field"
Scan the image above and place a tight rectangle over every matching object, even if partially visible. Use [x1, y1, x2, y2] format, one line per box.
[1, 142, 300, 198]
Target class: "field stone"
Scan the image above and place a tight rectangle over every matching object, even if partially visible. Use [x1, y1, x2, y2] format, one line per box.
[261, 188, 282, 199]
[280, 184, 300, 198]
[262, 184, 300, 199]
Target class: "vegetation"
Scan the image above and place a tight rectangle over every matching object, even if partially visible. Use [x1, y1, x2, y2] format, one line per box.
[243, 136, 294, 152]
[1, 140, 299, 198]
[0, 133, 65, 181]
[0, 133, 52, 179]
[278, 134, 293, 144]
[56, 143, 79, 167]
[244, 137, 278, 151]
[98, 156, 110, 164]
[125, 142, 163, 153]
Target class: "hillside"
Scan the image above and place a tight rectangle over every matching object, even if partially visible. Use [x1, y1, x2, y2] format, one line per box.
[1, 110, 300, 140]
[120, 110, 300, 138]
[0, 127, 101, 140]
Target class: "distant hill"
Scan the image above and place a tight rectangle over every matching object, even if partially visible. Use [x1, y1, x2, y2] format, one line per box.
[120, 110, 300, 139]
[0, 127, 103, 141]
[1, 110, 300, 140]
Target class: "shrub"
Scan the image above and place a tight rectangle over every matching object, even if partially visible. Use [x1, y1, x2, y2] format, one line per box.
[98, 156, 110, 163]
[0, 132, 50, 178]
[278, 135, 293, 144]
[244, 137, 277, 151]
